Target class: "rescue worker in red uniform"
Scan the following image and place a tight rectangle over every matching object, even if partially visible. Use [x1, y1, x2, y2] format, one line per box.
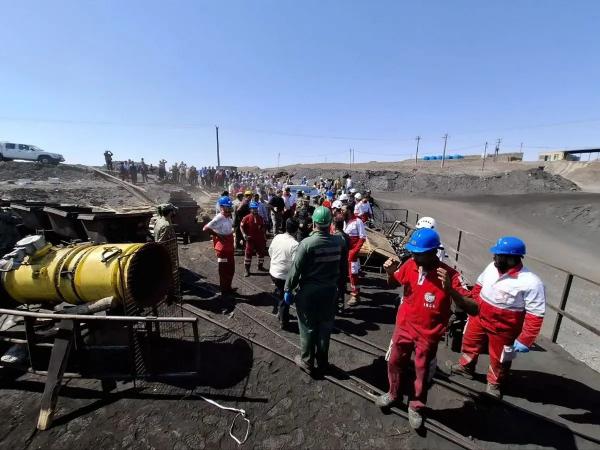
[343, 205, 366, 306]
[203, 196, 235, 295]
[240, 201, 268, 277]
[449, 236, 545, 398]
[376, 228, 478, 429]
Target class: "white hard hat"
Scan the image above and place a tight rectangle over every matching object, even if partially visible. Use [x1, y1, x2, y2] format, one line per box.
[416, 216, 437, 229]
[339, 194, 349, 201]
[349, 188, 357, 194]
[332, 200, 342, 209]
[354, 193, 362, 200]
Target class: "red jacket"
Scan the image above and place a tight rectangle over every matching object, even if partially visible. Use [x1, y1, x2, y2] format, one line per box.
[393, 259, 471, 344]
[241, 213, 266, 242]
[472, 262, 545, 347]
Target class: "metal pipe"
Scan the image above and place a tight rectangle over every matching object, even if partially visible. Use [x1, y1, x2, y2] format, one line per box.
[551, 273, 574, 342]
[0, 308, 198, 323]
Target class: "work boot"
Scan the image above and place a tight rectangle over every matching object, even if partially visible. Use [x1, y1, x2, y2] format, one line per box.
[294, 355, 314, 375]
[347, 293, 360, 307]
[408, 407, 423, 429]
[375, 392, 397, 408]
[244, 265, 251, 277]
[446, 361, 474, 380]
[257, 264, 268, 272]
[486, 382, 502, 399]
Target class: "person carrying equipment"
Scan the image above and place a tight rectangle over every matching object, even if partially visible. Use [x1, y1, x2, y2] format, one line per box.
[284, 206, 346, 374]
[203, 196, 236, 295]
[448, 236, 545, 399]
[376, 228, 477, 429]
[240, 201, 268, 277]
[343, 205, 367, 306]
[234, 192, 251, 251]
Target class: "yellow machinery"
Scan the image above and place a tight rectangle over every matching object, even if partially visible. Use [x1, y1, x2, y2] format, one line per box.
[1, 239, 172, 306]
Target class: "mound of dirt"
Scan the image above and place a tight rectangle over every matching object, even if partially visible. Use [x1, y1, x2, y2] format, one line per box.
[284, 166, 579, 195]
[0, 161, 89, 182]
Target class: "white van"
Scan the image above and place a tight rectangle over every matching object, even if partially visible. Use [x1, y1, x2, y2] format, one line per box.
[0, 142, 65, 165]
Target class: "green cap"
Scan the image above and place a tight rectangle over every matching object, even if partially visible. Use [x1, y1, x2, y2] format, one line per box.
[312, 206, 332, 226]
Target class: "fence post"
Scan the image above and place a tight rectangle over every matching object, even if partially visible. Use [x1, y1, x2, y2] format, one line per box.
[552, 273, 574, 343]
[454, 230, 463, 267]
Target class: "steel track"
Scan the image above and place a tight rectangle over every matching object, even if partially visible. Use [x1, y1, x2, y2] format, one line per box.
[191, 251, 600, 447]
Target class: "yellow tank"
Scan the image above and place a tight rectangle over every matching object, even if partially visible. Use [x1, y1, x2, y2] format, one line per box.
[1, 242, 172, 306]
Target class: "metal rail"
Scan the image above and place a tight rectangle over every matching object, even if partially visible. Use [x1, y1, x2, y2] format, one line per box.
[211, 258, 600, 447]
[182, 303, 480, 450]
[0, 308, 197, 323]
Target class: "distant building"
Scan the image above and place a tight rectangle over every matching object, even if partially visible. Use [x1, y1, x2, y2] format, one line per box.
[538, 148, 600, 162]
[539, 151, 579, 162]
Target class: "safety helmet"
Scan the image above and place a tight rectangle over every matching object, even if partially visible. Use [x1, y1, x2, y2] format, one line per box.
[332, 200, 342, 209]
[322, 200, 332, 208]
[218, 196, 233, 208]
[326, 190, 334, 198]
[312, 206, 333, 226]
[416, 216, 437, 229]
[349, 188, 357, 194]
[489, 236, 526, 256]
[405, 228, 441, 253]
[354, 193, 362, 200]
[249, 201, 259, 209]
[244, 190, 253, 196]
[339, 193, 349, 202]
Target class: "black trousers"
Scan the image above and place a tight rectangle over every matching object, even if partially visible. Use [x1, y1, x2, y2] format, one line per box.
[271, 276, 290, 325]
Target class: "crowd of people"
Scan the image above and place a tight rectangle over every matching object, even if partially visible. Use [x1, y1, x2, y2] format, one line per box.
[151, 168, 547, 431]
[201, 187, 546, 430]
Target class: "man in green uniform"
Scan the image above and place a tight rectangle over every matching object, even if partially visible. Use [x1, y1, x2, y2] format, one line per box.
[284, 206, 347, 374]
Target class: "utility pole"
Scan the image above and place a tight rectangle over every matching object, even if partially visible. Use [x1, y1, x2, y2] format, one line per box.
[349, 148, 352, 167]
[494, 138, 501, 161]
[482, 141, 488, 172]
[215, 125, 221, 167]
[441, 133, 448, 168]
[352, 148, 355, 165]
[415, 136, 421, 166]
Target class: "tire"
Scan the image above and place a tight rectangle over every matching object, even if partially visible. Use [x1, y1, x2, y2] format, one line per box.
[39, 156, 52, 164]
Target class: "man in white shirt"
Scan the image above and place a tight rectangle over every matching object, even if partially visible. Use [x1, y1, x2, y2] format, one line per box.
[269, 219, 300, 329]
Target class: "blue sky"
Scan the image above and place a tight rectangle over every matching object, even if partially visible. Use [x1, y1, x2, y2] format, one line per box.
[1, 0, 599, 167]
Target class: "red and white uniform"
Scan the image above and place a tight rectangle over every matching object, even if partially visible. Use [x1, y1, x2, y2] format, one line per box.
[389, 259, 470, 410]
[344, 217, 367, 296]
[204, 213, 235, 293]
[354, 200, 373, 223]
[241, 213, 267, 267]
[459, 262, 545, 386]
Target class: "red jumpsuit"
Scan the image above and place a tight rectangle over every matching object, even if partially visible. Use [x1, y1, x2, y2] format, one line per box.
[388, 259, 470, 410]
[459, 262, 545, 386]
[344, 217, 366, 297]
[205, 213, 235, 293]
[241, 213, 267, 268]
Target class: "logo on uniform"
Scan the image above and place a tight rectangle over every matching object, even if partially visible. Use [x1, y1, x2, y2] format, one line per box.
[424, 292, 436, 303]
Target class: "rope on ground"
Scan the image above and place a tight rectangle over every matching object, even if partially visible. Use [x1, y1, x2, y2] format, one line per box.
[187, 393, 251, 445]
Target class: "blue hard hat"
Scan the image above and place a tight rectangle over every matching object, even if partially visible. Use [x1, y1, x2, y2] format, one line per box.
[489, 236, 526, 256]
[249, 201, 259, 209]
[326, 190, 334, 198]
[405, 228, 441, 253]
[218, 196, 233, 208]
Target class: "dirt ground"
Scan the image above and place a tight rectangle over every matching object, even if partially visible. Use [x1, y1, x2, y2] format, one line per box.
[1, 159, 599, 448]
[0, 161, 210, 212]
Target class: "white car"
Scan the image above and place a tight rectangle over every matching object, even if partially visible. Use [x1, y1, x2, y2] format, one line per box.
[0, 142, 65, 165]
